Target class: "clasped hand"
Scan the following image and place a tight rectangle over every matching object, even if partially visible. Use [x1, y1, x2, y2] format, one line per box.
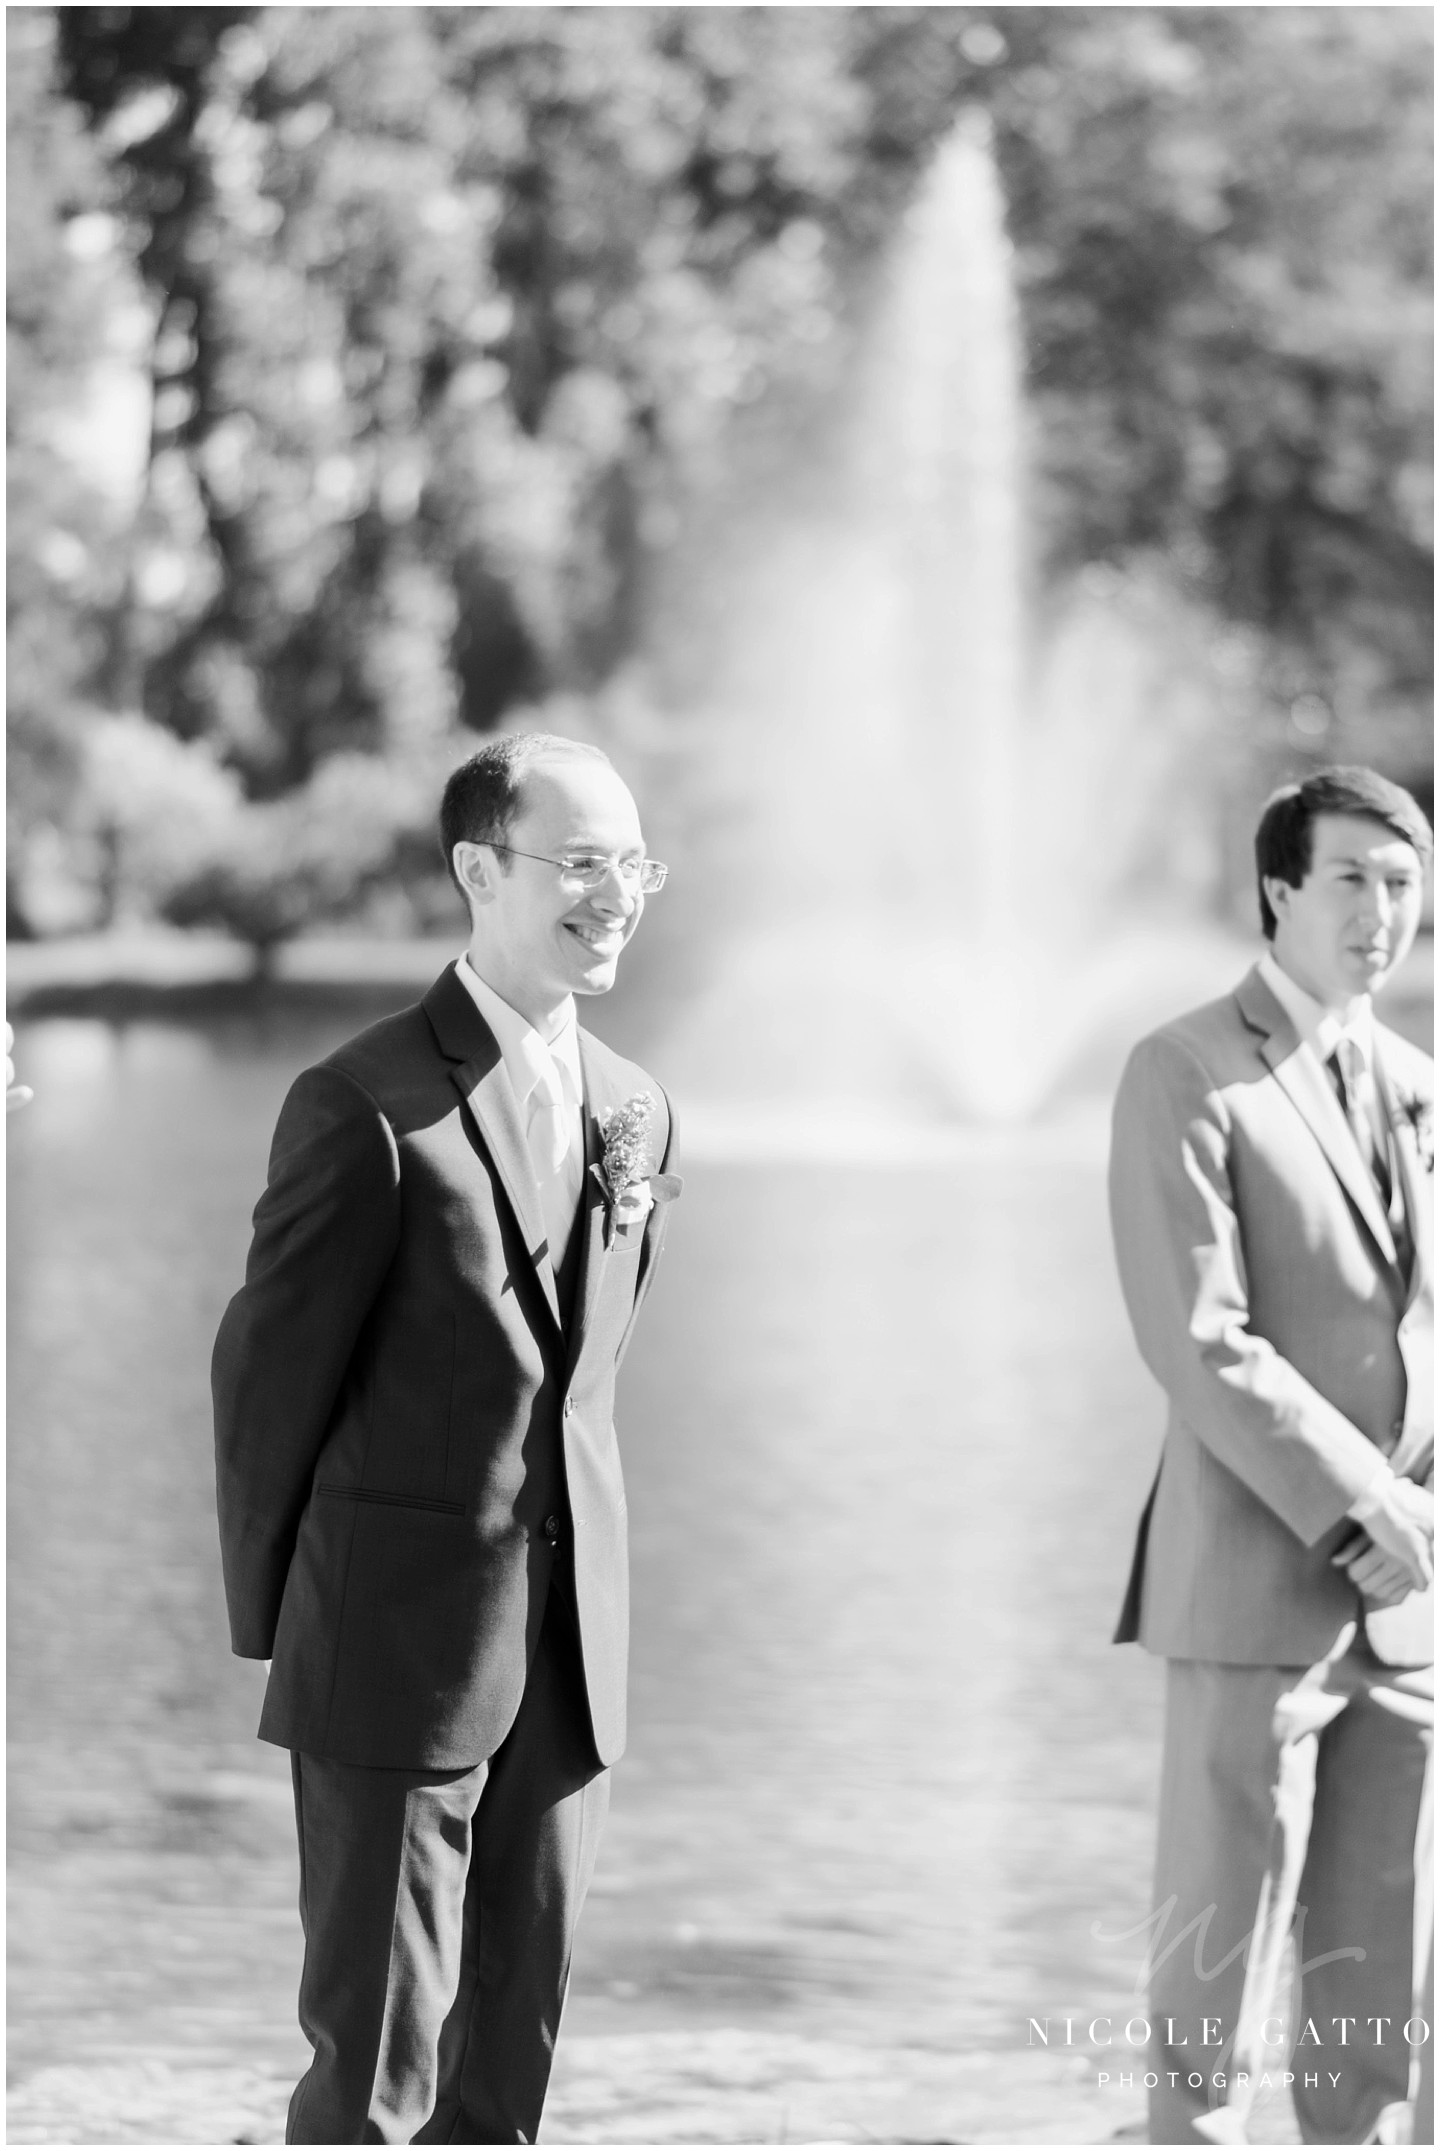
[6, 1023, 32, 1114]
[1334, 1477, 1434, 1607]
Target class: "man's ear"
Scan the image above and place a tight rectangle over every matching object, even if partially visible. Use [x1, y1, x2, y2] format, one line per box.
[1262, 874, 1295, 927]
[453, 840, 498, 912]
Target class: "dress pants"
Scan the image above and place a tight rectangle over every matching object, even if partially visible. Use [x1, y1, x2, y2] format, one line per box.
[1146, 1631, 1433, 2146]
[286, 1587, 610, 2145]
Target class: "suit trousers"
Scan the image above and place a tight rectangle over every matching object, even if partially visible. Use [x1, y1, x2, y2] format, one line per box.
[1146, 1635, 1433, 2146]
[286, 1587, 610, 2145]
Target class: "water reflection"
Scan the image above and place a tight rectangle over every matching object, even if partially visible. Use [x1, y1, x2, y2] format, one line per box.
[8, 994, 1168, 2132]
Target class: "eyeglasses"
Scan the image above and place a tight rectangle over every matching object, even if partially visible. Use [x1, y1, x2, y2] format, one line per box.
[489, 844, 669, 893]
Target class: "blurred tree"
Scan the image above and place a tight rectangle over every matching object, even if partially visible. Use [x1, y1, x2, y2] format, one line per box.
[9, 5, 1431, 945]
[1002, 7, 1432, 756]
[160, 748, 443, 974]
[50, 5, 862, 792]
[845, 5, 1432, 753]
[6, 7, 144, 932]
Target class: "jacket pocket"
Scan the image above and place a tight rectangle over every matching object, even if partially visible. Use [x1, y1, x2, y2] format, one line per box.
[317, 1483, 465, 1516]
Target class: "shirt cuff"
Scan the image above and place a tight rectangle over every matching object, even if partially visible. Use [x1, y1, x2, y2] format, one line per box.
[1346, 1461, 1396, 1526]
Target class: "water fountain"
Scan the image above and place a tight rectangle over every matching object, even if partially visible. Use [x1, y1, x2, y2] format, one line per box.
[653, 112, 1245, 1147]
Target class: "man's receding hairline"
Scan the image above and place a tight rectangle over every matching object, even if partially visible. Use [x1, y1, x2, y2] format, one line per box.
[510, 748, 633, 816]
[518, 748, 614, 785]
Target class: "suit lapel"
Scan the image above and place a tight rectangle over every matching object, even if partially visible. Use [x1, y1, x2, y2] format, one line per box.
[564, 1036, 674, 1380]
[424, 966, 563, 1336]
[425, 969, 664, 1368]
[454, 1059, 563, 1332]
[1372, 1042, 1431, 1308]
[566, 1036, 618, 1375]
[1235, 967, 1400, 1273]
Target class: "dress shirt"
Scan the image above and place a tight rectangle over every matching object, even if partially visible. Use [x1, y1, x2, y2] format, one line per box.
[454, 957, 585, 1267]
[1258, 949, 1377, 1083]
[1258, 951, 1396, 1522]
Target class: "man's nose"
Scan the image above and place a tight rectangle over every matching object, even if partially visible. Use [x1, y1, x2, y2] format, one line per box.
[1356, 879, 1390, 933]
[590, 867, 638, 916]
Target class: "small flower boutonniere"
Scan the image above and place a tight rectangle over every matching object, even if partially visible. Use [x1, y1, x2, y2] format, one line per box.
[1397, 1094, 1434, 1174]
[590, 1092, 681, 1246]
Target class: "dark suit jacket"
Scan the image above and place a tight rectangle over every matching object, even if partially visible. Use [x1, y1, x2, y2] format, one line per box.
[213, 964, 679, 1771]
[1108, 964, 1433, 1670]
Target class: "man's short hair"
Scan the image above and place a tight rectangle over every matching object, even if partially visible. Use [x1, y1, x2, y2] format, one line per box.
[439, 734, 613, 891]
[1254, 764, 1433, 939]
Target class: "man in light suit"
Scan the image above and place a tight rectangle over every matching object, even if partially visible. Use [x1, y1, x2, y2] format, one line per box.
[1109, 766, 1433, 2147]
[213, 733, 680, 2143]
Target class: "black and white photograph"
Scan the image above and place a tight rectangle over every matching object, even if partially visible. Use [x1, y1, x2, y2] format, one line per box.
[6, 6, 1433, 2146]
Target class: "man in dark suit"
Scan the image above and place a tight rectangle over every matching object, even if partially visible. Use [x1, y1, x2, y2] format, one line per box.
[1109, 766, 1433, 2146]
[213, 733, 680, 2143]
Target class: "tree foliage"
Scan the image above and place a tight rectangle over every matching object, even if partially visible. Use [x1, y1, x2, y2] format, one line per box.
[7, 4, 1432, 940]
[7, 7, 140, 929]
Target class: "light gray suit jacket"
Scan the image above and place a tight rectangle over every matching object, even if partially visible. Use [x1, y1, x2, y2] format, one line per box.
[1109, 963, 1433, 1669]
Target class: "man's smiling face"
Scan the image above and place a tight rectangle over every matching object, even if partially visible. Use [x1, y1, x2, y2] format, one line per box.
[457, 756, 647, 1029]
[1266, 811, 1425, 1012]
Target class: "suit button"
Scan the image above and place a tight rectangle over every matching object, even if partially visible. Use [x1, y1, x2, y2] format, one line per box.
[562, 1398, 574, 1418]
[543, 1515, 561, 1541]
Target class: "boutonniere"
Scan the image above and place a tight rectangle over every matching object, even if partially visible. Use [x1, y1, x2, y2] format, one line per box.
[1397, 1094, 1434, 1173]
[589, 1091, 681, 1246]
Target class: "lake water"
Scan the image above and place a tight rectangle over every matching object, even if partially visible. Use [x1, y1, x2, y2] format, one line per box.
[15, 961, 1407, 2141]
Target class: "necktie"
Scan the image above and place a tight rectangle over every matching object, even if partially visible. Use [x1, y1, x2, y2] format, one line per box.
[1330, 1036, 1392, 1209]
[526, 1060, 571, 1179]
[525, 1054, 580, 1272]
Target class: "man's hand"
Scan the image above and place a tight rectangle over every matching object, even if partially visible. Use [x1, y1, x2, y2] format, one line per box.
[1336, 1477, 1434, 1598]
[6, 1023, 33, 1114]
[1336, 1539, 1422, 1608]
